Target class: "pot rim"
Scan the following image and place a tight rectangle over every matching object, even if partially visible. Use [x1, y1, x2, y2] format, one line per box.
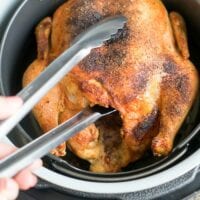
[3, 136, 200, 194]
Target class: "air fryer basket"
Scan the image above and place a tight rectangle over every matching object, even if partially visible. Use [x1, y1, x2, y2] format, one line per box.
[0, 0, 200, 196]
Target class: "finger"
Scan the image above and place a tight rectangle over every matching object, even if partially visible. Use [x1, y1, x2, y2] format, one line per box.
[14, 159, 42, 190]
[0, 143, 16, 159]
[25, 159, 43, 171]
[14, 170, 38, 190]
[0, 178, 19, 200]
[0, 96, 23, 119]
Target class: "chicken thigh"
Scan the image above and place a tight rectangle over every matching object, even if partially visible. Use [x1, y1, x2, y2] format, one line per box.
[23, 0, 199, 172]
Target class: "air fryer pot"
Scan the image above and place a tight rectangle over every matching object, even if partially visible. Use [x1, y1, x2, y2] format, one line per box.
[0, 0, 200, 199]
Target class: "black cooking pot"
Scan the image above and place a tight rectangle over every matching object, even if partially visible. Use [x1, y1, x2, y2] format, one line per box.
[0, 0, 200, 198]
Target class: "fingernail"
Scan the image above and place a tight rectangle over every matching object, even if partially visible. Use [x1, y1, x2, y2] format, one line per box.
[0, 96, 23, 119]
[6, 97, 23, 109]
[30, 159, 43, 171]
[35, 159, 43, 168]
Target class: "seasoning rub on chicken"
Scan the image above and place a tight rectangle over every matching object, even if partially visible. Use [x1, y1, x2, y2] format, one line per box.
[23, 0, 199, 172]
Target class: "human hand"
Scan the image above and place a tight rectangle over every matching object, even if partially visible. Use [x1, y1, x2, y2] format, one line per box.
[0, 96, 43, 200]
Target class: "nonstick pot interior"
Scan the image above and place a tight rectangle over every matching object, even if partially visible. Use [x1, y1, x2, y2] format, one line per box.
[0, 0, 200, 183]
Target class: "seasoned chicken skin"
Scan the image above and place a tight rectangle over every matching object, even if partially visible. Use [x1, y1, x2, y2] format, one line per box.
[23, 0, 199, 172]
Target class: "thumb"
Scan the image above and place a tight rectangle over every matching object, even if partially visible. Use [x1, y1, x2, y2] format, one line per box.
[0, 96, 23, 119]
[0, 178, 19, 200]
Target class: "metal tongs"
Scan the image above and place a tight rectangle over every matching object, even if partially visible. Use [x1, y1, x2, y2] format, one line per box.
[0, 16, 127, 177]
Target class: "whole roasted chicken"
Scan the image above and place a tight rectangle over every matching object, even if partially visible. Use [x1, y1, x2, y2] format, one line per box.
[23, 0, 199, 172]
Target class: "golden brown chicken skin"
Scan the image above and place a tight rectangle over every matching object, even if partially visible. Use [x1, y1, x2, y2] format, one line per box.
[23, 0, 199, 172]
